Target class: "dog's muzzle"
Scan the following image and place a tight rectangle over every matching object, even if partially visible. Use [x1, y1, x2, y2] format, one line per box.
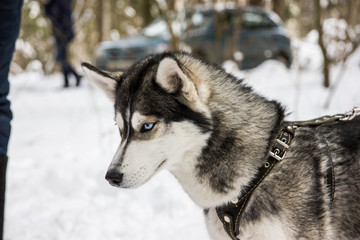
[105, 169, 123, 187]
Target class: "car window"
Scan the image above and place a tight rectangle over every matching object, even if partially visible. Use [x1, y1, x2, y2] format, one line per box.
[184, 11, 212, 32]
[211, 10, 236, 35]
[143, 18, 168, 37]
[242, 11, 275, 28]
[143, 15, 182, 37]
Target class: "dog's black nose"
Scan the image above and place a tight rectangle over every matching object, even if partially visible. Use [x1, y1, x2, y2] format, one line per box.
[105, 169, 123, 186]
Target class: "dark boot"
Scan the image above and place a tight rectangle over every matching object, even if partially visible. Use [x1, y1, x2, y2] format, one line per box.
[63, 74, 69, 88]
[0, 156, 8, 240]
[69, 66, 82, 87]
[61, 62, 70, 88]
[75, 74, 82, 87]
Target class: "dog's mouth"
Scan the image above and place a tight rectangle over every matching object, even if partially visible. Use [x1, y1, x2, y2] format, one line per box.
[141, 159, 168, 186]
[155, 159, 167, 171]
[112, 159, 168, 189]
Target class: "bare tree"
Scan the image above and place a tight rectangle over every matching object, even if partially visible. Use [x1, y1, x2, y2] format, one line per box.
[314, 0, 330, 88]
[323, 1, 360, 107]
[97, 0, 111, 42]
[272, 0, 285, 20]
[248, 0, 264, 7]
[138, 0, 154, 27]
[297, 0, 315, 37]
[153, 0, 180, 50]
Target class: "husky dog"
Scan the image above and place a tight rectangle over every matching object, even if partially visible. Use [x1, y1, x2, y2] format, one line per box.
[82, 52, 360, 240]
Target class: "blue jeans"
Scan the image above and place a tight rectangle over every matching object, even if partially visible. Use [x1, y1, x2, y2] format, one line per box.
[0, 0, 23, 157]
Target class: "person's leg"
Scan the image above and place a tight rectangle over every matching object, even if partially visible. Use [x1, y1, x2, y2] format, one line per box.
[56, 41, 71, 88]
[0, 157, 7, 240]
[0, 0, 23, 238]
[61, 62, 70, 88]
[68, 63, 82, 87]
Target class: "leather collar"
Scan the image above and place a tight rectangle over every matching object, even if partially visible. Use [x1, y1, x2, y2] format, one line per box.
[214, 107, 360, 239]
[215, 125, 295, 240]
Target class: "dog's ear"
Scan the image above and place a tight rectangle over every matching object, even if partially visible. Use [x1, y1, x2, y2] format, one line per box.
[82, 62, 122, 101]
[156, 58, 198, 103]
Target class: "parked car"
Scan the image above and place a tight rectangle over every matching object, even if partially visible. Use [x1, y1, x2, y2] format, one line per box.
[94, 5, 292, 70]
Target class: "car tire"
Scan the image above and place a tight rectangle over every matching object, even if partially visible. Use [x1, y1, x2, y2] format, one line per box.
[275, 54, 290, 68]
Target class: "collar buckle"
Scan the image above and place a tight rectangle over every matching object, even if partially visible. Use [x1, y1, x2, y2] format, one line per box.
[269, 126, 294, 161]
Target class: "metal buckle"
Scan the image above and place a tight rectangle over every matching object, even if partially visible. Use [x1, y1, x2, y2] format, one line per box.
[269, 150, 285, 161]
[276, 138, 290, 148]
[269, 139, 289, 161]
[340, 107, 360, 121]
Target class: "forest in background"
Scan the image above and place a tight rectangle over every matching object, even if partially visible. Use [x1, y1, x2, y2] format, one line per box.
[12, 0, 360, 88]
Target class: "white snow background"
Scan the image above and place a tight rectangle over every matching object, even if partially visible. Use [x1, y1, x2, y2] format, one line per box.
[5, 39, 360, 239]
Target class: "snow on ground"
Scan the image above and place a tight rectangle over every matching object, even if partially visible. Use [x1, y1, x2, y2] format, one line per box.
[6, 74, 207, 240]
[4, 45, 360, 240]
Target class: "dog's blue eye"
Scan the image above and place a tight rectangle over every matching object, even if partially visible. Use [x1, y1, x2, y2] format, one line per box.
[144, 123, 153, 129]
[141, 122, 155, 132]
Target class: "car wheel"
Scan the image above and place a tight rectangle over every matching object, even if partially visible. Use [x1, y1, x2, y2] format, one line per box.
[275, 54, 290, 68]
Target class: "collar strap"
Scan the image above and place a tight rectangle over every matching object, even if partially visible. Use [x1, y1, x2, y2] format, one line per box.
[216, 125, 295, 240]
[290, 107, 360, 128]
[214, 106, 360, 239]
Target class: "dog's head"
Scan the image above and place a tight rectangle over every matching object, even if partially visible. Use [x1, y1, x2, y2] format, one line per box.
[82, 53, 212, 189]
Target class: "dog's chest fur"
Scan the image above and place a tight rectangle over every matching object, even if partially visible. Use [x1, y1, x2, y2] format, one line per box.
[205, 117, 360, 240]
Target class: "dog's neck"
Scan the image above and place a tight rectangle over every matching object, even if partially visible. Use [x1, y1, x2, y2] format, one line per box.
[169, 61, 284, 208]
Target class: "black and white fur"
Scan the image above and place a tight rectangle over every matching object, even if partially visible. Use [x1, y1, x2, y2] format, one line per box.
[82, 52, 360, 240]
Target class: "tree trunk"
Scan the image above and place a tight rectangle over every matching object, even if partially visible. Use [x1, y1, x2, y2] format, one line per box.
[139, 0, 153, 27]
[298, 0, 314, 37]
[153, 0, 179, 50]
[272, 0, 285, 20]
[347, 0, 360, 27]
[314, 0, 330, 88]
[248, 0, 263, 7]
[97, 0, 111, 42]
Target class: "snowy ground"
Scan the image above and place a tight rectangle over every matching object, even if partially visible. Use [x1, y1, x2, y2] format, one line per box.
[5, 46, 360, 239]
